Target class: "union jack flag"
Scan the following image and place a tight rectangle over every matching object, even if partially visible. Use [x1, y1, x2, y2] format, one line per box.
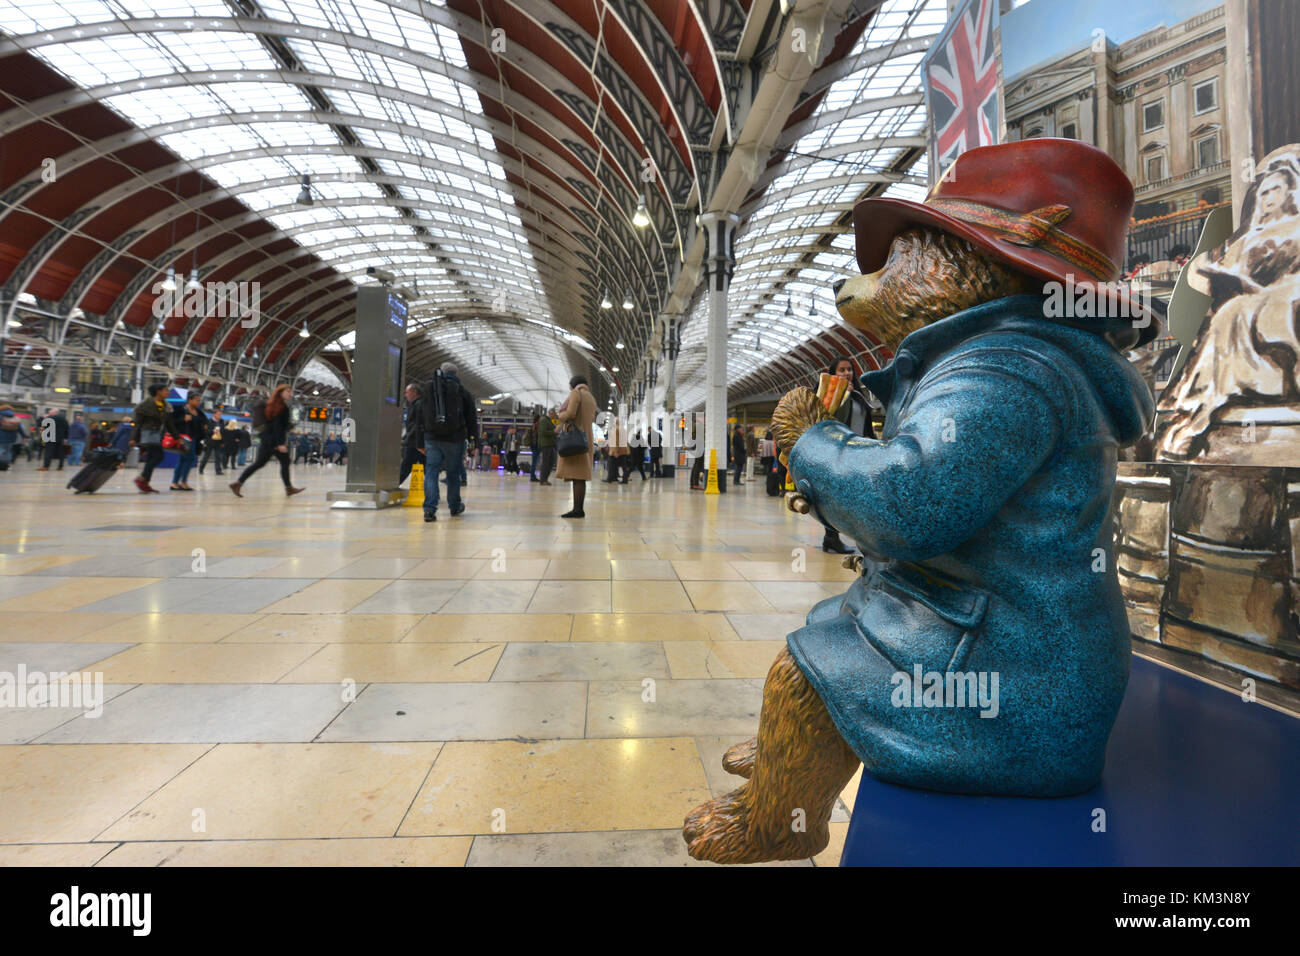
[923, 0, 1001, 182]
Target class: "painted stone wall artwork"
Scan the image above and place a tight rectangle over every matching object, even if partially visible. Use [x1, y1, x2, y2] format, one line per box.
[1156, 145, 1300, 466]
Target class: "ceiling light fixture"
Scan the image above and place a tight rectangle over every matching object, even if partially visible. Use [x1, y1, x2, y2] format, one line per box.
[784, 296, 793, 316]
[31, 360, 43, 370]
[297, 174, 313, 206]
[601, 293, 613, 310]
[611, 365, 620, 373]
[615, 338, 625, 350]
[186, 269, 202, 293]
[632, 195, 650, 229]
[622, 296, 633, 310]
[160, 268, 177, 293]
[299, 322, 310, 339]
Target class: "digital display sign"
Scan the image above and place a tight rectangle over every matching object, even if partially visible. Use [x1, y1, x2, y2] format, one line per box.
[388, 293, 407, 331]
[385, 344, 403, 405]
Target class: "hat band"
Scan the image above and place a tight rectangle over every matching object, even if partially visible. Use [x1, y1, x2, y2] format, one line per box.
[927, 197, 1117, 281]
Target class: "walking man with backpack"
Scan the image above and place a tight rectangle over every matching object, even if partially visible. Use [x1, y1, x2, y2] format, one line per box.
[421, 361, 477, 523]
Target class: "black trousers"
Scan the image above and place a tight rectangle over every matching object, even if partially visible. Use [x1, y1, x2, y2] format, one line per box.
[140, 444, 164, 482]
[399, 445, 422, 484]
[42, 443, 66, 468]
[200, 445, 224, 473]
[239, 440, 291, 487]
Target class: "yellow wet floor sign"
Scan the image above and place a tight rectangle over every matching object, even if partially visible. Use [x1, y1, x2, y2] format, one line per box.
[705, 448, 720, 495]
[405, 463, 425, 508]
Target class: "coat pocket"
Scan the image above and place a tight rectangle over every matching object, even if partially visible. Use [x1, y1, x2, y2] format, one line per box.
[854, 562, 989, 674]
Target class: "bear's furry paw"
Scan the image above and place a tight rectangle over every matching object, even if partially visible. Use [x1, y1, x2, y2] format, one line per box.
[721, 737, 757, 778]
[683, 785, 830, 864]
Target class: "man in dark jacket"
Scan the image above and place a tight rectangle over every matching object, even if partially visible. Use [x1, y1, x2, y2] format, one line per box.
[37, 408, 70, 471]
[730, 424, 747, 486]
[420, 361, 477, 522]
[399, 383, 423, 485]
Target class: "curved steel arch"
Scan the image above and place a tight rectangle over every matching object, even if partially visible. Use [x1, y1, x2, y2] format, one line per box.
[4, 102, 665, 316]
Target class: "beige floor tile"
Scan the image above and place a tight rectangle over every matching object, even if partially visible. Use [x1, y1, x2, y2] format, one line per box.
[683, 580, 774, 612]
[279, 642, 503, 683]
[403, 558, 489, 579]
[100, 742, 444, 841]
[472, 558, 551, 580]
[608, 559, 677, 580]
[224, 614, 423, 643]
[669, 560, 744, 580]
[0, 743, 210, 843]
[543, 559, 612, 580]
[258, 555, 360, 578]
[0, 843, 116, 866]
[527, 580, 611, 614]
[0, 554, 92, 576]
[664, 641, 785, 679]
[96, 836, 471, 867]
[0, 578, 159, 612]
[571, 613, 737, 642]
[93, 613, 261, 643]
[404, 613, 571, 642]
[91, 643, 323, 683]
[398, 738, 710, 836]
[0, 612, 138, 641]
[730, 560, 857, 583]
[610, 580, 694, 613]
[260, 579, 388, 614]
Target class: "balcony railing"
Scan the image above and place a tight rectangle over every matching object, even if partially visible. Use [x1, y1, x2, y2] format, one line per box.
[1136, 161, 1230, 196]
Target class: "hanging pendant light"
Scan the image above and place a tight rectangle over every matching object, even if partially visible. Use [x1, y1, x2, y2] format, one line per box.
[615, 338, 625, 350]
[611, 365, 620, 373]
[160, 268, 177, 293]
[296, 174, 313, 206]
[601, 293, 613, 310]
[186, 268, 202, 293]
[32, 359, 43, 370]
[622, 295, 633, 310]
[784, 296, 793, 316]
[299, 321, 310, 338]
[152, 331, 162, 344]
[632, 195, 650, 229]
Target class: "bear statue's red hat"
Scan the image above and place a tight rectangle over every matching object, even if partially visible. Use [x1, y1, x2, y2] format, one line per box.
[853, 138, 1159, 345]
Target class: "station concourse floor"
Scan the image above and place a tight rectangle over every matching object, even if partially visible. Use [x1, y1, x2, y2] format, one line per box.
[0, 460, 863, 867]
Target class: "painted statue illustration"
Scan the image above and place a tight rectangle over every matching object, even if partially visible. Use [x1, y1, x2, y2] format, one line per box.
[1156, 144, 1300, 465]
[683, 139, 1157, 864]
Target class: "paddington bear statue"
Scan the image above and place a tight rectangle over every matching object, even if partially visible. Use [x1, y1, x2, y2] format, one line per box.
[684, 139, 1157, 864]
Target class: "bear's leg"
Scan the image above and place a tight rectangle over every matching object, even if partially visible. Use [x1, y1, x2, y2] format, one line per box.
[684, 646, 860, 863]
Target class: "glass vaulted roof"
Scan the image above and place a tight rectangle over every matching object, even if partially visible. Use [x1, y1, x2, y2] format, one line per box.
[675, 0, 949, 410]
[1, 0, 560, 400]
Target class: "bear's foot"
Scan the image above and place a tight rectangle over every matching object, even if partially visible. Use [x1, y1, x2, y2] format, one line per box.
[721, 737, 757, 778]
[683, 784, 829, 864]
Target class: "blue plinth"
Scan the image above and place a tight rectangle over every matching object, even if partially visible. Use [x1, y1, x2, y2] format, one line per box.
[840, 655, 1300, 865]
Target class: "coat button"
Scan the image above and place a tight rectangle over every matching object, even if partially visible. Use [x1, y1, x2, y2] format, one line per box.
[895, 350, 918, 377]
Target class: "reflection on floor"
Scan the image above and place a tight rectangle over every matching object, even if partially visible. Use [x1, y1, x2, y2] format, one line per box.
[0, 461, 863, 866]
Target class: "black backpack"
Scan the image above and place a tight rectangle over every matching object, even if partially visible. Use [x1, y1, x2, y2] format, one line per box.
[424, 371, 464, 435]
[250, 398, 268, 433]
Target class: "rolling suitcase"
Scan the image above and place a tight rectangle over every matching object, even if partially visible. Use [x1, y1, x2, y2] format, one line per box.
[67, 448, 123, 494]
[766, 460, 785, 497]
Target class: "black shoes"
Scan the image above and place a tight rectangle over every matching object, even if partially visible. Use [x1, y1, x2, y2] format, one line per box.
[822, 531, 854, 554]
[424, 512, 436, 523]
[560, 509, 585, 519]
[450, 504, 465, 516]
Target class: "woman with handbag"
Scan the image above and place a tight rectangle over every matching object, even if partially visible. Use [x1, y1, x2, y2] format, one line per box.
[555, 375, 596, 518]
[169, 390, 207, 491]
[229, 384, 304, 498]
[131, 382, 178, 494]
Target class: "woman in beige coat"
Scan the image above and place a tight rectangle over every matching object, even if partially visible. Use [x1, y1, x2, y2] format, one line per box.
[556, 374, 597, 518]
